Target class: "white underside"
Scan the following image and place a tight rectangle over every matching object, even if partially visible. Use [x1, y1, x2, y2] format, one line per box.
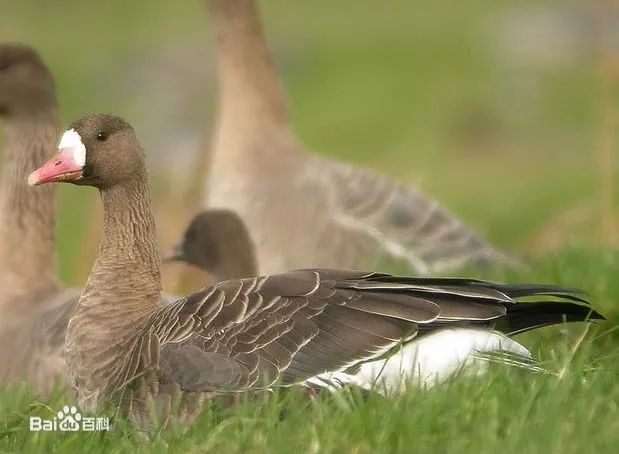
[306, 328, 532, 394]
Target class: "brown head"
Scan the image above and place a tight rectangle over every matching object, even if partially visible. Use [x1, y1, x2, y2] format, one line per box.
[0, 43, 56, 117]
[165, 209, 258, 280]
[28, 113, 145, 189]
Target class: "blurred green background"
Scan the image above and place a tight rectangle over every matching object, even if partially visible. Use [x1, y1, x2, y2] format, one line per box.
[0, 0, 616, 285]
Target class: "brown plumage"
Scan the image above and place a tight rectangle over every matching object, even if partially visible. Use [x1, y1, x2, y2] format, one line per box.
[166, 209, 258, 281]
[204, 0, 515, 276]
[0, 43, 79, 392]
[30, 114, 601, 427]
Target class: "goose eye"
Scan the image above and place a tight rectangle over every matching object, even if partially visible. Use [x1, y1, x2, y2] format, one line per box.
[96, 132, 108, 142]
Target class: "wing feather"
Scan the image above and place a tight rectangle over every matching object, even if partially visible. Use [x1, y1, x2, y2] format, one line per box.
[145, 269, 599, 395]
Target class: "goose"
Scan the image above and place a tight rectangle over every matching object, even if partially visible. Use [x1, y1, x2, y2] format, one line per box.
[0, 43, 80, 392]
[29, 113, 602, 424]
[204, 0, 514, 276]
[165, 209, 258, 281]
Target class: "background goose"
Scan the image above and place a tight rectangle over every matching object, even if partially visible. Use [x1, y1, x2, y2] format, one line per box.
[166, 209, 258, 282]
[29, 114, 601, 424]
[204, 0, 514, 276]
[0, 43, 79, 392]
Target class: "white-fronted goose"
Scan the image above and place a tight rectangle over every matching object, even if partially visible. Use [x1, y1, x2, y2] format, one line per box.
[29, 114, 601, 423]
[204, 0, 514, 276]
[166, 209, 258, 281]
[0, 44, 79, 392]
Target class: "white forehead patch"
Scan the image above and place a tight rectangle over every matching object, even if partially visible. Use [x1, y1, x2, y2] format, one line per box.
[58, 128, 86, 167]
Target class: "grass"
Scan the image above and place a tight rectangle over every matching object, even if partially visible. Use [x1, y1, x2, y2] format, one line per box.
[4, 358, 619, 454]
[1, 0, 618, 452]
[1, 248, 618, 453]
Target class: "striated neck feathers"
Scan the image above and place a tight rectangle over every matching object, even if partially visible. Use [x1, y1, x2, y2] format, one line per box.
[82, 170, 162, 319]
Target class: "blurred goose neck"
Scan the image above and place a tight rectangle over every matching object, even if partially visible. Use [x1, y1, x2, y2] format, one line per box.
[208, 0, 288, 132]
[0, 109, 60, 309]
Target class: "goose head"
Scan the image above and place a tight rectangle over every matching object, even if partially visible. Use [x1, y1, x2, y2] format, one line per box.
[165, 211, 221, 269]
[28, 113, 144, 188]
[165, 209, 259, 281]
[0, 43, 55, 117]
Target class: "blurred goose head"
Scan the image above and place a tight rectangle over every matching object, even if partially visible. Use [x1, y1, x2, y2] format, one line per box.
[0, 43, 55, 117]
[165, 209, 259, 281]
[28, 113, 145, 188]
[166, 211, 224, 267]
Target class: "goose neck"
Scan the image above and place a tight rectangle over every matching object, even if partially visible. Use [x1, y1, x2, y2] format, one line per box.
[208, 0, 288, 129]
[81, 171, 162, 319]
[0, 109, 60, 307]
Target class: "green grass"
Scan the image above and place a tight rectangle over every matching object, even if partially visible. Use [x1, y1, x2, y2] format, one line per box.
[1, 248, 618, 453]
[4, 357, 619, 454]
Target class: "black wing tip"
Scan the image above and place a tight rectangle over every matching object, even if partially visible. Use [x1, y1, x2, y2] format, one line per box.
[503, 301, 606, 335]
[586, 308, 606, 321]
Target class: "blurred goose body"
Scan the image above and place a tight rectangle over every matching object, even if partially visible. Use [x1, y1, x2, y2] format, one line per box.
[29, 114, 601, 425]
[205, 0, 513, 276]
[0, 44, 80, 392]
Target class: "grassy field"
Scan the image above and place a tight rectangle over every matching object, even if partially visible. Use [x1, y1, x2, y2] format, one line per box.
[1, 0, 618, 452]
[1, 249, 618, 453]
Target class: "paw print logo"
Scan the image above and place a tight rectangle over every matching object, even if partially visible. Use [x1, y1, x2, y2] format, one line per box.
[57, 405, 81, 432]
